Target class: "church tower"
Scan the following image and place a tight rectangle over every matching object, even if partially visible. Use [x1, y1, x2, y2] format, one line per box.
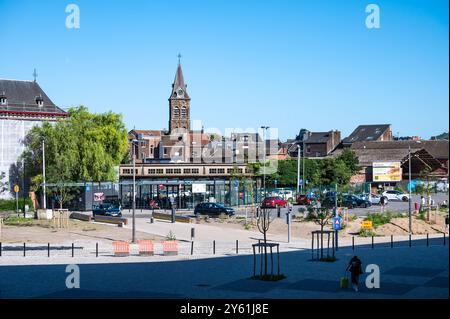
[169, 58, 190, 133]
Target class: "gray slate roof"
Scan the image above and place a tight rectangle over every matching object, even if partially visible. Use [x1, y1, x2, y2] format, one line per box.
[342, 124, 391, 144]
[0, 79, 66, 115]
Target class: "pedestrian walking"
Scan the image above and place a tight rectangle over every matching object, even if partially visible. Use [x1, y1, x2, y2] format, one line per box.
[380, 195, 386, 213]
[420, 196, 426, 213]
[346, 256, 363, 292]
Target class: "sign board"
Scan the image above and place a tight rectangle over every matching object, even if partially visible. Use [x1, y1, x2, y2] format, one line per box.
[332, 217, 342, 230]
[192, 183, 206, 193]
[361, 220, 373, 230]
[373, 162, 402, 182]
[94, 192, 105, 201]
[13, 185, 19, 193]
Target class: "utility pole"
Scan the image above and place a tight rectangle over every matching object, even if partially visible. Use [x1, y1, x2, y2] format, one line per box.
[42, 139, 46, 210]
[302, 140, 306, 193]
[408, 145, 412, 234]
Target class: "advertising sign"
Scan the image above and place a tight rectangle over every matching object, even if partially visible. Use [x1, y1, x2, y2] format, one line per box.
[373, 162, 402, 182]
[192, 183, 206, 193]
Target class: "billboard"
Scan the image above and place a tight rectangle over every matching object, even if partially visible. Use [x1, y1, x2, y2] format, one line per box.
[192, 183, 207, 193]
[372, 162, 402, 182]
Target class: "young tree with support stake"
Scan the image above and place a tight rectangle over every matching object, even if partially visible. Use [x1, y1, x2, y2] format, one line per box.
[256, 207, 275, 277]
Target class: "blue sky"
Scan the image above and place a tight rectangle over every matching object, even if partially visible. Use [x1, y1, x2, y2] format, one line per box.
[0, 0, 448, 140]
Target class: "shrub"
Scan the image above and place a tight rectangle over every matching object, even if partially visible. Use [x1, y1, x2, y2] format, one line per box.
[3, 216, 34, 226]
[0, 198, 34, 212]
[364, 212, 402, 228]
[165, 230, 176, 241]
[359, 229, 377, 237]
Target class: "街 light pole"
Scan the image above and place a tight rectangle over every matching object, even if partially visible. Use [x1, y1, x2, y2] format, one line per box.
[42, 138, 46, 210]
[261, 126, 269, 198]
[132, 139, 138, 243]
[408, 145, 412, 234]
[297, 144, 301, 195]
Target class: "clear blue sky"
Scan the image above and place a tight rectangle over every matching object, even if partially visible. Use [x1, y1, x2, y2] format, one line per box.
[0, 0, 448, 140]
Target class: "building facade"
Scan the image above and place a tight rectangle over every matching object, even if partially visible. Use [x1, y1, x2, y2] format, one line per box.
[0, 79, 67, 199]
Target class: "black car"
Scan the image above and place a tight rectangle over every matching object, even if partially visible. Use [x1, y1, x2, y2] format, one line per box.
[342, 195, 372, 209]
[194, 203, 235, 217]
[92, 200, 122, 217]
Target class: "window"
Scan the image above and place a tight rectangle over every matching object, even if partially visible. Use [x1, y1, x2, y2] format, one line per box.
[0, 97, 6, 106]
[192, 168, 199, 174]
[166, 169, 174, 174]
[209, 168, 217, 174]
[173, 169, 181, 174]
[183, 169, 191, 174]
[156, 169, 164, 174]
[174, 107, 180, 118]
[217, 168, 225, 174]
[181, 107, 187, 117]
[148, 169, 156, 174]
[150, 146, 153, 155]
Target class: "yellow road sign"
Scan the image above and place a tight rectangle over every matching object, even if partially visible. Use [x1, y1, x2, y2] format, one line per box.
[361, 220, 373, 230]
[13, 185, 19, 193]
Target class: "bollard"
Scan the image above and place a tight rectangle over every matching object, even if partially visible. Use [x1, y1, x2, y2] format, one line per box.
[213, 240, 216, 255]
[191, 227, 195, 241]
[352, 236, 354, 250]
[150, 217, 154, 224]
[0, 242, 2, 257]
[371, 236, 374, 249]
[409, 234, 411, 247]
[277, 206, 281, 218]
[48, 243, 50, 257]
[96, 243, 98, 257]
[236, 240, 239, 254]
[427, 233, 429, 247]
[444, 233, 446, 246]
[72, 243, 74, 257]
[191, 241, 194, 255]
[23, 243, 26, 257]
[391, 235, 393, 248]
[171, 206, 176, 223]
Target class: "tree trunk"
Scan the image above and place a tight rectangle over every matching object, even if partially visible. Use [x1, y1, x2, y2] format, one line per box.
[320, 224, 324, 259]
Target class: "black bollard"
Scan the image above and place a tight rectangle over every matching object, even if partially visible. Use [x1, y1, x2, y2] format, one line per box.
[391, 235, 393, 248]
[0, 242, 2, 257]
[48, 243, 50, 257]
[171, 206, 176, 223]
[213, 240, 216, 255]
[277, 206, 281, 218]
[409, 234, 411, 247]
[191, 241, 194, 255]
[352, 236, 354, 250]
[96, 243, 99, 257]
[23, 243, 26, 257]
[427, 233, 429, 247]
[371, 236, 374, 249]
[72, 243, 74, 257]
[236, 240, 239, 254]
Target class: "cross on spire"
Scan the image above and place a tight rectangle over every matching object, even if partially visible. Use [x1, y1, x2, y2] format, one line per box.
[177, 53, 182, 65]
[33, 68, 38, 82]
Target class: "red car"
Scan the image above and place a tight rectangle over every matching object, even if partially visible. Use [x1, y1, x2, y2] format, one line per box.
[261, 196, 287, 208]
[296, 195, 311, 205]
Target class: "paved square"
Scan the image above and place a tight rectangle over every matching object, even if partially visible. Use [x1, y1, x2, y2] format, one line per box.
[385, 267, 445, 277]
[213, 279, 285, 293]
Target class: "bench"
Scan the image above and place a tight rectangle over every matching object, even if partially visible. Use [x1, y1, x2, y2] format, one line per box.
[95, 215, 128, 225]
[162, 240, 178, 256]
[112, 241, 130, 257]
[152, 212, 191, 223]
[138, 240, 154, 256]
[70, 212, 92, 222]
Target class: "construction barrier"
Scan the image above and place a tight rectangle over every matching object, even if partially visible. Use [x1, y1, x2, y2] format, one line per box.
[138, 240, 154, 256]
[112, 241, 130, 257]
[162, 240, 179, 256]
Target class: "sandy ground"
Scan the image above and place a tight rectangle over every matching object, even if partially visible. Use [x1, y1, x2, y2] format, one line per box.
[198, 210, 449, 238]
[0, 219, 164, 244]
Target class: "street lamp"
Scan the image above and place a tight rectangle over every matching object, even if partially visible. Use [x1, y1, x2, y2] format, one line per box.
[260, 126, 269, 198]
[42, 138, 46, 210]
[131, 139, 138, 243]
[408, 145, 412, 234]
[296, 144, 301, 195]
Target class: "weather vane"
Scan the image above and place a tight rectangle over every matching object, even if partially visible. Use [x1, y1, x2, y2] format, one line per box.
[33, 68, 38, 82]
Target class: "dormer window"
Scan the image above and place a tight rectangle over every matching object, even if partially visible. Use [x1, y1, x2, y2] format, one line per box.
[35, 95, 44, 107]
[0, 92, 6, 106]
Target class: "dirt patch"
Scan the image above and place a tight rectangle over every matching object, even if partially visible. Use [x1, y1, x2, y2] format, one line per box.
[0, 219, 164, 244]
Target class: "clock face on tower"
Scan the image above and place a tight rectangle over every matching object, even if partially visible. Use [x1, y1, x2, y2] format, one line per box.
[177, 88, 184, 97]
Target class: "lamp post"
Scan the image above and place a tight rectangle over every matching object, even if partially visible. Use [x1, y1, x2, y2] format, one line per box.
[408, 145, 412, 234]
[132, 139, 138, 243]
[260, 126, 269, 198]
[296, 144, 301, 195]
[42, 139, 46, 210]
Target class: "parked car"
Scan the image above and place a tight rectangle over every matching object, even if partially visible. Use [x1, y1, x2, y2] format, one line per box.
[261, 196, 287, 208]
[296, 194, 311, 205]
[365, 193, 388, 205]
[278, 190, 295, 202]
[342, 195, 372, 209]
[194, 203, 235, 217]
[382, 190, 410, 202]
[92, 200, 122, 217]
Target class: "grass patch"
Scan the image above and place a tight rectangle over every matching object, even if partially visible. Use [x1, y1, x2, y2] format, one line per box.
[3, 216, 35, 226]
[319, 255, 337, 262]
[250, 274, 286, 281]
[82, 226, 97, 231]
[364, 212, 404, 228]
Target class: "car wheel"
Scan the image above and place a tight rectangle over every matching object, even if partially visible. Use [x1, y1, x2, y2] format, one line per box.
[362, 203, 367, 208]
[402, 196, 408, 202]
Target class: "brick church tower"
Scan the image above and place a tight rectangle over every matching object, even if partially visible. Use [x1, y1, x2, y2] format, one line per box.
[169, 60, 190, 133]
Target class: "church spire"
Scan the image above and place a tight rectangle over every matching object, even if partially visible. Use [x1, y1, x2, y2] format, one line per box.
[170, 55, 190, 99]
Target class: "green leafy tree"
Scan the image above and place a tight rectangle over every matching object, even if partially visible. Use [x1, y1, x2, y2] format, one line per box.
[21, 106, 128, 208]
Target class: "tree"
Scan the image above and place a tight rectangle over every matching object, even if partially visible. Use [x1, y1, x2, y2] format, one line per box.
[309, 207, 334, 260]
[256, 207, 275, 276]
[0, 172, 8, 194]
[21, 106, 128, 209]
[336, 149, 360, 175]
